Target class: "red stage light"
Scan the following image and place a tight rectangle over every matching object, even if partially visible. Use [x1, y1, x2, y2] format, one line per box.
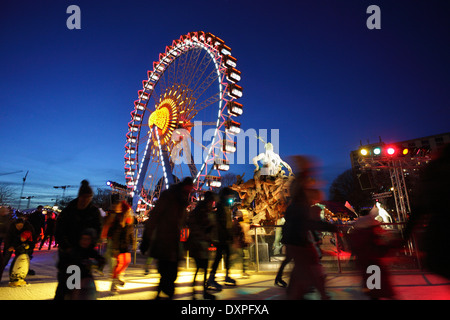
[387, 147, 396, 155]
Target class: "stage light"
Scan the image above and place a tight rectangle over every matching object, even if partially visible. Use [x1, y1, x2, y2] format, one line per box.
[360, 148, 369, 156]
[387, 147, 396, 155]
[373, 147, 381, 155]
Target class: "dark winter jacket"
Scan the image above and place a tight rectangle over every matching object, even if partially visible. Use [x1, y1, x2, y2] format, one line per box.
[213, 201, 234, 245]
[282, 190, 337, 246]
[185, 200, 214, 259]
[68, 245, 105, 279]
[28, 210, 45, 238]
[0, 213, 14, 238]
[44, 215, 56, 235]
[108, 217, 135, 254]
[4, 219, 35, 252]
[55, 199, 102, 251]
[143, 183, 190, 262]
[405, 144, 450, 279]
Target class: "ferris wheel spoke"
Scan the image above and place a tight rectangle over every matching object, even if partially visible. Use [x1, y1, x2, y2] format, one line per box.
[186, 48, 211, 88]
[158, 69, 168, 95]
[188, 91, 222, 119]
[191, 67, 221, 101]
[187, 52, 214, 95]
[184, 48, 207, 89]
[180, 48, 202, 89]
[175, 49, 190, 85]
[150, 90, 161, 108]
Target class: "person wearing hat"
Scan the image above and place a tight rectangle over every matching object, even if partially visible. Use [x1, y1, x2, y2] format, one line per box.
[54, 180, 103, 300]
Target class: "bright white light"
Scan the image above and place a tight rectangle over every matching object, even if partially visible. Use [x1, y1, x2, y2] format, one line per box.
[231, 88, 242, 98]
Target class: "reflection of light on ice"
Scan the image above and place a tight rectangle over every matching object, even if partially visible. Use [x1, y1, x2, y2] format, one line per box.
[95, 271, 245, 299]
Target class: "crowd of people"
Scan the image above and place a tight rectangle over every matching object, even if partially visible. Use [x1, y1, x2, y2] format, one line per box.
[0, 204, 58, 286]
[0, 144, 448, 300]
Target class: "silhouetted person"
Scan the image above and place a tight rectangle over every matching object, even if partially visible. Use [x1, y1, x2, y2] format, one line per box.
[282, 155, 337, 300]
[405, 143, 450, 280]
[106, 201, 135, 294]
[185, 191, 217, 300]
[54, 180, 102, 300]
[207, 187, 236, 290]
[39, 210, 56, 250]
[232, 207, 252, 278]
[275, 254, 292, 288]
[28, 205, 45, 242]
[348, 207, 395, 300]
[142, 177, 194, 299]
[66, 228, 105, 300]
[0, 207, 14, 252]
[0, 218, 35, 282]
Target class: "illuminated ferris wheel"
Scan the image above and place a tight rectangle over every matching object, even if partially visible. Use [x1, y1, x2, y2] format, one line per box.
[124, 31, 244, 213]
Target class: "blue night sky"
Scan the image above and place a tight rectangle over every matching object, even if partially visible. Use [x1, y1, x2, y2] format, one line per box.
[1, 0, 449, 209]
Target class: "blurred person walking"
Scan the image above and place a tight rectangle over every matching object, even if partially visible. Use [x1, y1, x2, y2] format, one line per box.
[53, 180, 102, 300]
[106, 201, 135, 294]
[207, 187, 237, 290]
[282, 155, 337, 300]
[0, 207, 14, 252]
[232, 206, 252, 279]
[66, 228, 105, 299]
[141, 177, 194, 299]
[348, 206, 395, 299]
[185, 191, 217, 300]
[405, 143, 450, 280]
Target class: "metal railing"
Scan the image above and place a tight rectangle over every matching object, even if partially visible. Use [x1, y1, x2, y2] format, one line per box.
[130, 222, 423, 273]
[248, 222, 423, 273]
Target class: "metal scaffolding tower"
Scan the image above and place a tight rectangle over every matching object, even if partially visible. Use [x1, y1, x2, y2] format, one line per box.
[357, 155, 431, 222]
